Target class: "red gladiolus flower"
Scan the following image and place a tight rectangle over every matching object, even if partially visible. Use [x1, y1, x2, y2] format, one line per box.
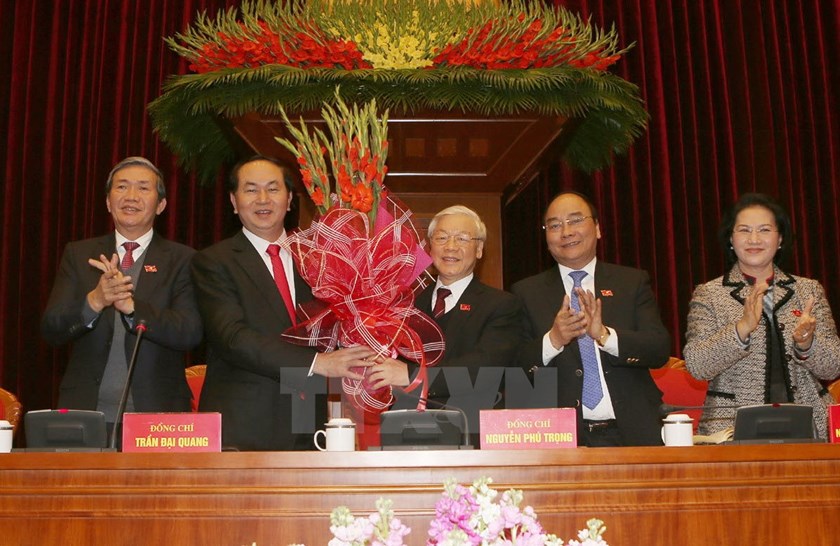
[351, 184, 374, 213]
[337, 165, 353, 202]
[188, 24, 372, 73]
[364, 162, 379, 183]
[311, 186, 325, 206]
[301, 168, 313, 189]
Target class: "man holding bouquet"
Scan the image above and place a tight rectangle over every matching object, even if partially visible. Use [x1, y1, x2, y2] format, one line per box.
[372, 205, 523, 445]
[191, 155, 375, 451]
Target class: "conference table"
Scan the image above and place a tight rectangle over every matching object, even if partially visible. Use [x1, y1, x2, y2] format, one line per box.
[2, 444, 839, 545]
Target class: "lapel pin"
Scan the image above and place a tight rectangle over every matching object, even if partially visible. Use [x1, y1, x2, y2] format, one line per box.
[144, 265, 158, 273]
[600, 289, 613, 297]
[460, 304, 471, 311]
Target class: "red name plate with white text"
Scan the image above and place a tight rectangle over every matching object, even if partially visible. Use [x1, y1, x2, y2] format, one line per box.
[829, 405, 840, 444]
[479, 408, 576, 449]
[122, 412, 221, 452]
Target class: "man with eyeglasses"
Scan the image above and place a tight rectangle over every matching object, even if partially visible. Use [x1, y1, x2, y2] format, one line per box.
[375, 205, 523, 446]
[511, 192, 670, 447]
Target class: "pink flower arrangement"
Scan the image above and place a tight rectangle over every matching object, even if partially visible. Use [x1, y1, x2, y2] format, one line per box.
[328, 499, 411, 546]
[427, 477, 610, 546]
[325, 477, 609, 546]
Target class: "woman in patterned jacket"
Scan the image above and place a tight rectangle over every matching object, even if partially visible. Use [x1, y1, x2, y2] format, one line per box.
[684, 193, 840, 439]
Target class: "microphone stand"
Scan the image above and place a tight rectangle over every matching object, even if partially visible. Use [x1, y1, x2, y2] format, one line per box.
[109, 320, 147, 450]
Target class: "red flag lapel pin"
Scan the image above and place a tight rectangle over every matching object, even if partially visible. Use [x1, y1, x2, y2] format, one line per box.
[600, 289, 613, 297]
[144, 265, 158, 273]
[460, 303, 471, 311]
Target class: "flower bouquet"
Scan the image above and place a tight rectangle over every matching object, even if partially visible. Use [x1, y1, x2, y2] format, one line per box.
[326, 477, 610, 546]
[276, 92, 444, 412]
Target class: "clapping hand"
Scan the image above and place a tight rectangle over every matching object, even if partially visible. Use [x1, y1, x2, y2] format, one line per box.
[736, 281, 768, 342]
[86, 253, 134, 313]
[792, 297, 816, 350]
[548, 294, 588, 349]
[576, 287, 607, 341]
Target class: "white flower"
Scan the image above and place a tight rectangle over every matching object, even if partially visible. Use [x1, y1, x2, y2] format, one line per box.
[567, 519, 609, 546]
[437, 528, 471, 546]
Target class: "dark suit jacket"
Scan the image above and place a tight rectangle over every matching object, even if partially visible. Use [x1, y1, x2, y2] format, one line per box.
[415, 277, 523, 400]
[191, 231, 324, 451]
[511, 261, 670, 445]
[412, 277, 523, 446]
[41, 233, 202, 412]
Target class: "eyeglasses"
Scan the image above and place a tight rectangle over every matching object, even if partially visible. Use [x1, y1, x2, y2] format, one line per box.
[732, 225, 778, 237]
[430, 233, 482, 247]
[542, 216, 593, 233]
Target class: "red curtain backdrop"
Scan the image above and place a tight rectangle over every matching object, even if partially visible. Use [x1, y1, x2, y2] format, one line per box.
[1, 0, 240, 412]
[1, 0, 838, 414]
[505, 0, 839, 358]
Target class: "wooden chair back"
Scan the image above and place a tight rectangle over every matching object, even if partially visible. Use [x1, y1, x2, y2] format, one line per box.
[0, 387, 23, 433]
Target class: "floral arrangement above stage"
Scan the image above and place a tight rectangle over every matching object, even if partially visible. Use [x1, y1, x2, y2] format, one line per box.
[325, 477, 610, 546]
[276, 93, 444, 412]
[149, 0, 648, 181]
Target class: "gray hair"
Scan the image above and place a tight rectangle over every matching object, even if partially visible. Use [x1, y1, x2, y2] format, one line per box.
[428, 205, 487, 241]
[105, 156, 166, 201]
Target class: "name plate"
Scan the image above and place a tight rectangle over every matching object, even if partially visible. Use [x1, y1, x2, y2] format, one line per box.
[479, 408, 576, 449]
[122, 412, 221, 452]
[829, 405, 840, 444]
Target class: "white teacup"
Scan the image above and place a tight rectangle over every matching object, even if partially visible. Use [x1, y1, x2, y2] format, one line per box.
[0, 420, 13, 453]
[314, 418, 356, 452]
[661, 413, 694, 446]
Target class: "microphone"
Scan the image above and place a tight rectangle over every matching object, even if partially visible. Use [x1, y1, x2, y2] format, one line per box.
[393, 389, 472, 449]
[661, 402, 820, 443]
[659, 402, 742, 416]
[109, 320, 147, 449]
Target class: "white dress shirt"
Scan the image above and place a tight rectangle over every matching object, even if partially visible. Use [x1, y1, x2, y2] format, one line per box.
[432, 273, 474, 314]
[541, 257, 617, 420]
[241, 227, 297, 304]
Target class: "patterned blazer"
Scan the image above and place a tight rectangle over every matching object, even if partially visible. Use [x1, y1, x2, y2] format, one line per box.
[684, 264, 840, 439]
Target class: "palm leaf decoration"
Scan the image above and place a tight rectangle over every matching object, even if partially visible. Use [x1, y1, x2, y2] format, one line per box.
[149, 0, 648, 181]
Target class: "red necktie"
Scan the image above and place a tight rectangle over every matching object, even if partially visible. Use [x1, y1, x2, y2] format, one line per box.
[433, 287, 451, 318]
[266, 244, 297, 325]
[121, 242, 140, 270]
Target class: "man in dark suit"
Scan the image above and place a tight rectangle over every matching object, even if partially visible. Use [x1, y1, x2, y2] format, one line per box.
[375, 205, 523, 446]
[42, 157, 202, 432]
[191, 156, 374, 451]
[511, 192, 670, 446]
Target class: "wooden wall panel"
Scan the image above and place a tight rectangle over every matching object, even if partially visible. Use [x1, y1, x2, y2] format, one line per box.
[234, 112, 568, 290]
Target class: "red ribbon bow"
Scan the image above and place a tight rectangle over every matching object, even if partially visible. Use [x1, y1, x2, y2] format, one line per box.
[282, 199, 444, 413]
